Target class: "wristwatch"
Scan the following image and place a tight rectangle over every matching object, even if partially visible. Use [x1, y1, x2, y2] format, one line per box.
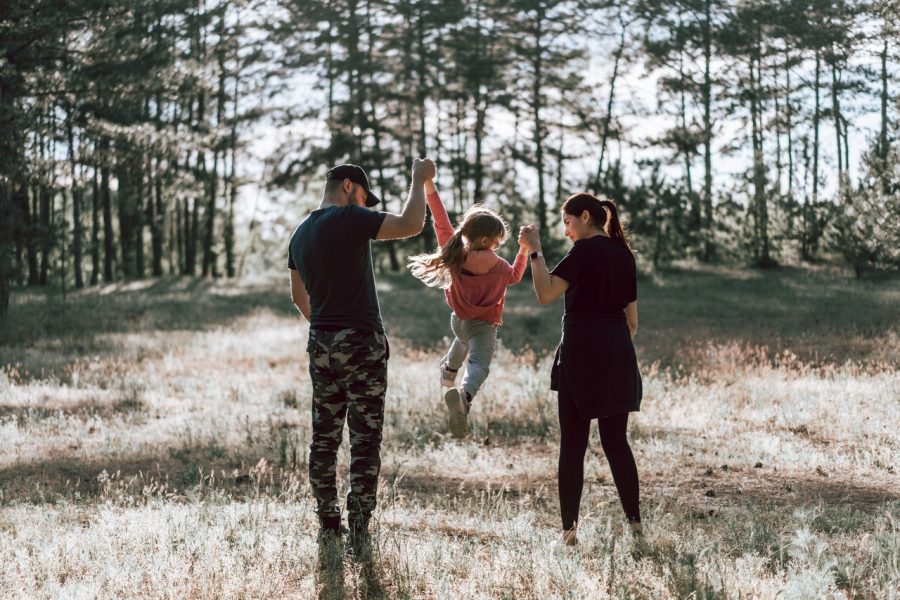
[530, 250, 543, 261]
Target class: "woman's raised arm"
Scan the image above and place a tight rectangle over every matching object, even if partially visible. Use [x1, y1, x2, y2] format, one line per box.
[519, 225, 569, 305]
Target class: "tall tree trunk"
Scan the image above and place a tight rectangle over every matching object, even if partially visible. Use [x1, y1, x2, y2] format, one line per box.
[135, 160, 145, 278]
[37, 122, 51, 286]
[39, 185, 51, 285]
[701, 0, 714, 260]
[101, 140, 115, 281]
[225, 66, 239, 278]
[150, 156, 164, 276]
[204, 15, 228, 278]
[471, 1, 489, 205]
[749, 49, 770, 265]
[784, 51, 794, 196]
[830, 51, 844, 189]
[189, 197, 199, 275]
[593, 6, 626, 192]
[801, 135, 810, 258]
[183, 196, 193, 275]
[532, 5, 547, 237]
[452, 97, 465, 213]
[175, 198, 184, 275]
[679, 47, 697, 228]
[325, 14, 337, 165]
[27, 186, 38, 285]
[773, 72, 783, 197]
[0, 181, 11, 317]
[413, 1, 435, 254]
[879, 38, 889, 162]
[66, 115, 84, 289]
[18, 182, 37, 286]
[810, 49, 821, 256]
[90, 164, 100, 285]
[60, 178, 68, 300]
[555, 134, 565, 211]
[117, 161, 136, 279]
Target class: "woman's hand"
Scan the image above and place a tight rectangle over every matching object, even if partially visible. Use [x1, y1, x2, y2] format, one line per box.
[518, 224, 540, 252]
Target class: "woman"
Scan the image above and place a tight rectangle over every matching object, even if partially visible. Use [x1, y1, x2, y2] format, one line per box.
[519, 193, 643, 546]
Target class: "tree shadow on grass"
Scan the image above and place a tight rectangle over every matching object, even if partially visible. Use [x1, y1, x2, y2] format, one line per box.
[0, 447, 307, 504]
[0, 449, 895, 532]
[4, 277, 297, 348]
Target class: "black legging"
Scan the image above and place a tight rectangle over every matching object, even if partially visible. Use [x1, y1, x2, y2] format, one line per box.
[558, 384, 641, 530]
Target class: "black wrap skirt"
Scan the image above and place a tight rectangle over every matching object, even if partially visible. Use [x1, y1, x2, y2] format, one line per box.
[550, 312, 642, 420]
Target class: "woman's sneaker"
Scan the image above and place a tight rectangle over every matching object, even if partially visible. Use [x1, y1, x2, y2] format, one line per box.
[444, 388, 470, 438]
[439, 361, 458, 388]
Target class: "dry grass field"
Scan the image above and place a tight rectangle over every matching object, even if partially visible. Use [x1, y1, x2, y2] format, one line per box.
[0, 265, 898, 599]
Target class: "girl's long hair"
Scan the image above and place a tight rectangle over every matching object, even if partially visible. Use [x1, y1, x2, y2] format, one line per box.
[408, 205, 509, 289]
[561, 193, 632, 254]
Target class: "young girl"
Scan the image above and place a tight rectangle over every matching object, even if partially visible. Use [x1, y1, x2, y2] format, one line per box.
[408, 178, 527, 439]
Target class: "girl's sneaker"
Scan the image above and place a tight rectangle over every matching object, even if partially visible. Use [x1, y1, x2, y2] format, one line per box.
[444, 388, 469, 438]
[439, 361, 458, 388]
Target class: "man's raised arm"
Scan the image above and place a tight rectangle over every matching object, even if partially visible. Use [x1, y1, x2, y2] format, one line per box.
[376, 158, 436, 240]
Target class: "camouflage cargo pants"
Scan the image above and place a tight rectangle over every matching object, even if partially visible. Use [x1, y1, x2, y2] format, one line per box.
[307, 328, 389, 527]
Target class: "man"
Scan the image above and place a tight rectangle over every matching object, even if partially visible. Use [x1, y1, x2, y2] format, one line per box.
[288, 159, 435, 545]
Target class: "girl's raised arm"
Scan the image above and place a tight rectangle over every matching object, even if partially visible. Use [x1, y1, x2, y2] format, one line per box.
[425, 179, 455, 248]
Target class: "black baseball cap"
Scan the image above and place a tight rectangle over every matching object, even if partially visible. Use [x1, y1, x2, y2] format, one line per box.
[326, 164, 380, 207]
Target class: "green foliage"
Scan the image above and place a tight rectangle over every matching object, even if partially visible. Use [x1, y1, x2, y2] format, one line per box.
[830, 137, 900, 277]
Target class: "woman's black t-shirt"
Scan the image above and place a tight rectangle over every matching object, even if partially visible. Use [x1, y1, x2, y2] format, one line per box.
[550, 235, 637, 314]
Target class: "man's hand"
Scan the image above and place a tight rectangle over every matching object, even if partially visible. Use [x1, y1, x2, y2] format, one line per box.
[412, 157, 436, 182]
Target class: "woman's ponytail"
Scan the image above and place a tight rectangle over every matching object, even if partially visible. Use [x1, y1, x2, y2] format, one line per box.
[599, 199, 631, 254]
[561, 193, 632, 255]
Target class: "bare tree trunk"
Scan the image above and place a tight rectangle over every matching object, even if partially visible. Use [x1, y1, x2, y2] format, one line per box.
[679, 47, 697, 228]
[879, 38, 889, 162]
[701, 0, 714, 260]
[66, 111, 83, 289]
[749, 48, 770, 265]
[413, 1, 435, 254]
[90, 164, 100, 285]
[785, 51, 795, 196]
[39, 185, 51, 285]
[117, 161, 136, 279]
[555, 133, 565, 210]
[175, 198, 184, 275]
[37, 123, 51, 286]
[60, 177, 68, 300]
[532, 5, 547, 236]
[225, 72, 238, 278]
[150, 156, 164, 276]
[831, 46, 849, 198]
[135, 159, 146, 278]
[15, 180, 35, 287]
[593, 6, 626, 192]
[0, 180, 11, 317]
[101, 140, 115, 281]
[810, 49, 821, 256]
[453, 97, 465, 212]
[830, 50, 843, 188]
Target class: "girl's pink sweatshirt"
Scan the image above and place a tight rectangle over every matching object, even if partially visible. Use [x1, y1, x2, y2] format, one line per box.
[427, 191, 527, 325]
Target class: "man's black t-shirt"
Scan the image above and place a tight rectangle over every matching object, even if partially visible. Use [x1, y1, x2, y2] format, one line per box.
[550, 235, 637, 314]
[288, 204, 387, 332]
